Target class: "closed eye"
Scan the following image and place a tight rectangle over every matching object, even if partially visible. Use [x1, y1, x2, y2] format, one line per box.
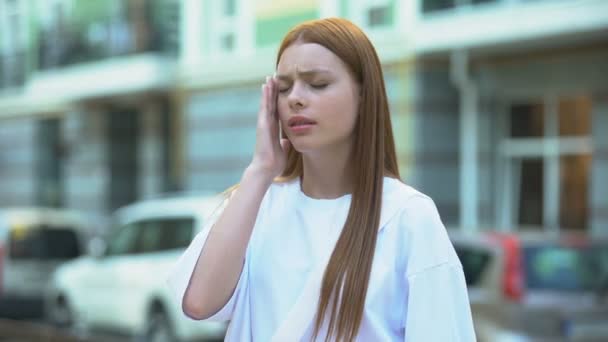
[277, 82, 328, 94]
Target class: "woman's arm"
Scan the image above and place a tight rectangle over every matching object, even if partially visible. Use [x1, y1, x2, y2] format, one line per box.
[182, 75, 290, 319]
[182, 166, 272, 319]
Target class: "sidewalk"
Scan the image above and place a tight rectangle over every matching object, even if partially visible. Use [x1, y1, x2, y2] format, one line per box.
[0, 319, 79, 342]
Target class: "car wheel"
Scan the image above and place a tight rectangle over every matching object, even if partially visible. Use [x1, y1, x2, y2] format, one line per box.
[48, 296, 73, 328]
[48, 297, 89, 339]
[141, 309, 176, 342]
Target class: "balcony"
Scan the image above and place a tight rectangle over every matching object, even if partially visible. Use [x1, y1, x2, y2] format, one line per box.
[37, 0, 180, 70]
[414, 0, 608, 53]
[0, 0, 180, 118]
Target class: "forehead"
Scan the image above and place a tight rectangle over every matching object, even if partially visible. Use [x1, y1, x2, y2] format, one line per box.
[277, 42, 347, 74]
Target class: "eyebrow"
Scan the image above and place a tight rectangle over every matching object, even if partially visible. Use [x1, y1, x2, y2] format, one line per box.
[275, 69, 332, 81]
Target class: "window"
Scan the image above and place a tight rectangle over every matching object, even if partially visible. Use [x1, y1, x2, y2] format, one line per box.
[354, 0, 393, 29]
[106, 223, 142, 256]
[149, 0, 181, 53]
[524, 245, 608, 292]
[421, 0, 497, 14]
[209, 0, 242, 54]
[224, 0, 236, 16]
[559, 154, 590, 229]
[108, 109, 138, 211]
[139, 221, 163, 253]
[9, 226, 81, 260]
[499, 95, 592, 231]
[517, 158, 543, 227]
[159, 218, 194, 250]
[559, 96, 591, 137]
[422, 0, 455, 13]
[37, 118, 64, 207]
[0, 0, 25, 51]
[138, 217, 194, 253]
[510, 103, 544, 138]
[454, 245, 492, 286]
[0, 0, 27, 88]
[221, 33, 235, 51]
[367, 5, 390, 27]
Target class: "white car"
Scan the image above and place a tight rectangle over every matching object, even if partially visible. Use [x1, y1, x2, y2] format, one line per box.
[45, 194, 228, 341]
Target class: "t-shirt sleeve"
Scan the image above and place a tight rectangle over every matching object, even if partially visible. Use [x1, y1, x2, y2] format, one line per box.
[165, 190, 249, 322]
[403, 263, 476, 341]
[399, 194, 477, 341]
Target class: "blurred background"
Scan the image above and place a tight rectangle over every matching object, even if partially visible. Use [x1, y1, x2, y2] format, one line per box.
[0, 0, 607, 341]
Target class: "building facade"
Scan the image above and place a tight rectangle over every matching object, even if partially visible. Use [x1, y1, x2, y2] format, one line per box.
[409, 0, 608, 234]
[0, 0, 180, 226]
[0, 0, 606, 234]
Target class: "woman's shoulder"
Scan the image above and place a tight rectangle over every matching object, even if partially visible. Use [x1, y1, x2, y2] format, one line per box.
[383, 177, 430, 203]
[382, 177, 460, 273]
[380, 177, 438, 228]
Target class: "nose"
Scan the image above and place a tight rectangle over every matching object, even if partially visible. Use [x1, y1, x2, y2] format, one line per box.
[287, 82, 307, 111]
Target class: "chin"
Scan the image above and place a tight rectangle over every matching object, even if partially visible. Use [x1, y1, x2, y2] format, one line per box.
[288, 137, 320, 154]
[290, 142, 313, 154]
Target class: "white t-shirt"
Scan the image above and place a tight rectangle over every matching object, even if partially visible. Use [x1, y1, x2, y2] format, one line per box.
[167, 177, 476, 341]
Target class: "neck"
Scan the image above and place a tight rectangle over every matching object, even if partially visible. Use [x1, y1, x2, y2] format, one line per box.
[300, 144, 354, 199]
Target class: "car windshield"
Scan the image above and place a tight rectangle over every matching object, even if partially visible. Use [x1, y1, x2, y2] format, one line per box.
[524, 244, 608, 292]
[9, 226, 81, 260]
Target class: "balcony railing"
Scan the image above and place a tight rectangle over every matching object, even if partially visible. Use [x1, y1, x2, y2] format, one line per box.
[421, 0, 499, 14]
[0, 51, 27, 89]
[37, 0, 179, 70]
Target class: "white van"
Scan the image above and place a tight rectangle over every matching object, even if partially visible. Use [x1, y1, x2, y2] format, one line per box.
[45, 193, 228, 341]
[0, 207, 92, 319]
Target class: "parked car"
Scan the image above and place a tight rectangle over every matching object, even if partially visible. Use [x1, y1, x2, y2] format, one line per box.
[0, 207, 92, 319]
[44, 193, 228, 341]
[451, 230, 608, 342]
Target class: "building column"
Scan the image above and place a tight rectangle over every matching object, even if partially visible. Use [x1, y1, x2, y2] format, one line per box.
[139, 100, 166, 199]
[0, 118, 37, 206]
[63, 106, 110, 230]
[591, 93, 608, 236]
[451, 50, 479, 232]
[409, 60, 460, 226]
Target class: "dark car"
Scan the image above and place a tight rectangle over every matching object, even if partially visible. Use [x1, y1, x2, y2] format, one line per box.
[0, 207, 92, 319]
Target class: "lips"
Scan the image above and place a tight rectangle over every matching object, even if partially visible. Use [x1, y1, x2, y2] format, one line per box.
[287, 115, 317, 127]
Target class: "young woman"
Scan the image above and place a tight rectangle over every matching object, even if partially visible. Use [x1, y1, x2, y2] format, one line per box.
[168, 17, 476, 342]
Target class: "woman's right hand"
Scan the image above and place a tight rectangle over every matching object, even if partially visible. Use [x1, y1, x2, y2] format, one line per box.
[249, 75, 291, 180]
